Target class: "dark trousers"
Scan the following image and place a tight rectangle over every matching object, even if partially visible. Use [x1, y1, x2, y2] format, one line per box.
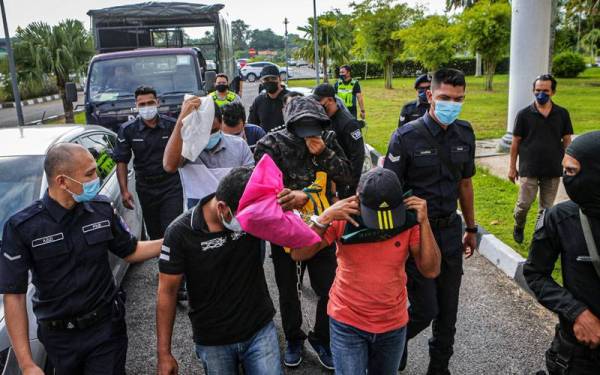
[271, 243, 337, 344]
[38, 302, 127, 375]
[405, 217, 464, 368]
[137, 176, 183, 240]
[546, 325, 600, 375]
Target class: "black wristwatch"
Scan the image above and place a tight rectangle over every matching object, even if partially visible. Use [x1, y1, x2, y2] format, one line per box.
[465, 225, 478, 234]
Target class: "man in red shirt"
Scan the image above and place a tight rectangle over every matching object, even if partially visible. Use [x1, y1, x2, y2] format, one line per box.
[291, 167, 441, 374]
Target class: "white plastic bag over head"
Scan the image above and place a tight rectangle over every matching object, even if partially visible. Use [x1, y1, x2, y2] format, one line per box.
[180, 94, 215, 161]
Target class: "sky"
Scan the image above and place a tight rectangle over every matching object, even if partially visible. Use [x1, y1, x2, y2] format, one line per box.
[1, 0, 447, 38]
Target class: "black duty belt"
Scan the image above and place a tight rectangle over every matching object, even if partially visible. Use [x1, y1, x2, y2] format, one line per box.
[137, 173, 174, 184]
[38, 302, 113, 331]
[429, 213, 458, 228]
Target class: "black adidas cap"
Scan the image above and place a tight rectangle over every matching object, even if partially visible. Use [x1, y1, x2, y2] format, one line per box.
[358, 167, 406, 230]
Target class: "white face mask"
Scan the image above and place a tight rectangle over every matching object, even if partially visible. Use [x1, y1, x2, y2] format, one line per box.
[220, 207, 243, 232]
[138, 105, 158, 120]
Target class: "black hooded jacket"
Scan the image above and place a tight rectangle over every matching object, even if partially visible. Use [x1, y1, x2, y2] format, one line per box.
[524, 131, 600, 343]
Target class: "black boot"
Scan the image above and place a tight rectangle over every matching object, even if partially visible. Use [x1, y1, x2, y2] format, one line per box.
[513, 225, 524, 244]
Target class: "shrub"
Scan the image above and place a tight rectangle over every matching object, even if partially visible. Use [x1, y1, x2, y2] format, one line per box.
[552, 52, 586, 78]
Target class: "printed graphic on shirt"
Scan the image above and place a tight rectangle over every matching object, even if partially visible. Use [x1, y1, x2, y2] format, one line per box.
[201, 237, 227, 251]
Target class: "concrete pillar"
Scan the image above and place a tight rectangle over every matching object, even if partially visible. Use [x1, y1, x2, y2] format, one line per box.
[499, 0, 552, 152]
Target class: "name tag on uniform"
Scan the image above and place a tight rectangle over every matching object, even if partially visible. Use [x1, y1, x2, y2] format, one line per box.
[452, 146, 466, 152]
[82, 220, 110, 233]
[416, 149, 437, 156]
[162, 136, 169, 139]
[32, 233, 64, 247]
[132, 139, 144, 142]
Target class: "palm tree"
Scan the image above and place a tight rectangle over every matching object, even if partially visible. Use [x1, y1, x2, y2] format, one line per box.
[14, 19, 94, 122]
[296, 12, 353, 82]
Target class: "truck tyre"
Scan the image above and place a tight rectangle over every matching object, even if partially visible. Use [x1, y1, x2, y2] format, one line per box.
[247, 73, 257, 82]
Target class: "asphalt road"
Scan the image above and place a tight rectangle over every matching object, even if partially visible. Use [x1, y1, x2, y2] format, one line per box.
[121, 81, 557, 374]
[0, 93, 84, 127]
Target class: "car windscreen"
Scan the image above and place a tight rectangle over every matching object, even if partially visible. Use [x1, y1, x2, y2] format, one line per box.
[0, 155, 44, 239]
[88, 54, 200, 102]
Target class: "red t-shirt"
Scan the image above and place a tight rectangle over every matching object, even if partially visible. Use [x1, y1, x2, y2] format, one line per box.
[324, 220, 420, 334]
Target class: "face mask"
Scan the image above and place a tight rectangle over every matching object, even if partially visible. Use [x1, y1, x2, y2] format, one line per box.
[216, 84, 228, 93]
[264, 81, 279, 94]
[434, 100, 463, 125]
[205, 131, 222, 150]
[63, 176, 101, 203]
[563, 131, 600, 217]
[535, 92, 550, 105]
[138, 105, 158, 120]
[417, 89, 428, 103]
[220, 208, 243, 232]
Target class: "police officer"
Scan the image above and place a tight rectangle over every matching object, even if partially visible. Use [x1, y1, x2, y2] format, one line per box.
[114, 85, 183, 240]
[312, 83, 365, 198]
[254, 96, 352, 370]
[248, 65, 290, 133]
[399, 74, 431, 127]
[0, 143, 162, 375]
[334, 65, 366, 120]
[524, 131, 600, 374]
[383, 68, 477, 375]
[211, 73, 241, 107]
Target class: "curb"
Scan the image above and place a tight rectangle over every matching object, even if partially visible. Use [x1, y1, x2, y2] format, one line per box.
[0, 94, 61, 109]
[26, 108, 85, 126]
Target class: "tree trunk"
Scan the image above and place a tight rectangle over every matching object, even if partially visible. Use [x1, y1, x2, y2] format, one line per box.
[384, 59, 393, 89]
[484, 60, 496, 91]
[548, 0, 559, 73]
[475, 52, 482, 77]
[57, 74, 74, 123]
[364, 60, 368, 80]
[323, 53, 329, 83]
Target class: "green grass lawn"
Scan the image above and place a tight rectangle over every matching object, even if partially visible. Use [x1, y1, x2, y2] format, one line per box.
[290, 67, 600, 152]
[46, 111, 86, 125]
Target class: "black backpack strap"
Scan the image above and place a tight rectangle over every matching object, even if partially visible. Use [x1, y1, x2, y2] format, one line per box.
[412, 118, 462, 181]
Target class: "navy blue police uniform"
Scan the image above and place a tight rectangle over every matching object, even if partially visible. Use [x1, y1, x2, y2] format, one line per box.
[0, 193, 138, 374]
[383, 111, 475, 369]
[114, 114, 183, 240]
[398, 99, 429, 128]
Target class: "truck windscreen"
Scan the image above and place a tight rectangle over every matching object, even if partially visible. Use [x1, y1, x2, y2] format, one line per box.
[88, 54, 199, 102]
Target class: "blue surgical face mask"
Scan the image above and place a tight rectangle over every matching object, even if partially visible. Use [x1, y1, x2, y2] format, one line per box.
[138, 105, 158, 120]
[417, 89, 428, 103]
[206, 131, 222, 150]
[433, 100, 463, 125]
[220, 207, 243, 232]
[63, 176, 101, 202]
[535, 92, 550, 105]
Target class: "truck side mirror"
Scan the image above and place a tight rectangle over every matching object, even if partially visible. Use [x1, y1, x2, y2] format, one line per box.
[65, 82, 78, 103]
[204, 71, 216, 93]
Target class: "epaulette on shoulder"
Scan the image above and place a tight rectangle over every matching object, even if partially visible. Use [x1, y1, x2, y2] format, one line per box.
[455, 119, 473, 130]
[121, 117, 138, 130]
[10, 200, 45, 226]
[159, 114, 178, 124]
[398, 121, 418, 136]
[90, 194, 113, 205]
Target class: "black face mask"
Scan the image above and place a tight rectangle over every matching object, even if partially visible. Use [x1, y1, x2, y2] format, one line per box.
[264, 81, 279, 94]
[216, 84, 228, 93]
[563, 131, 600, 217]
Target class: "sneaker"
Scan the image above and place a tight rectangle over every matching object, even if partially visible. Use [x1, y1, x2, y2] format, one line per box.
[283, 340, 303, 367]
[308, 337, 334, 370]
[513, 226, 524, 244]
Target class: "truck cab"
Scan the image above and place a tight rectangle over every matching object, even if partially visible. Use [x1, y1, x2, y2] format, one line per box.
[83, 2, 233, 131]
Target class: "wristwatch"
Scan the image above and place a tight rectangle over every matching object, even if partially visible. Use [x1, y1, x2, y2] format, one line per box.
[465, 225, 478, 234]
[310, 215, 329, 229]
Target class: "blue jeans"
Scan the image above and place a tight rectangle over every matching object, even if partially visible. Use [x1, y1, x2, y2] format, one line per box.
[194, 320, 283, 375]
[330, 317, 407, 375]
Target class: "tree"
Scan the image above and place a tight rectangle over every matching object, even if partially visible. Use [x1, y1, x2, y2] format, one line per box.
[248, 29, 284, 50]
[232, 19, 250, 51]
[351, 0, 422, 89]
[457, 0, 511, 91]
[394, 15, 456, 72]
[582, 28, 600, 60]
[296, 10, 354, 82]
[13, 19, 94, 122]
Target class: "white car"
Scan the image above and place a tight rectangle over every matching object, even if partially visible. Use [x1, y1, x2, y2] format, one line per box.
[0, 125, 145, 374]
[240, 62, 290, 82]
